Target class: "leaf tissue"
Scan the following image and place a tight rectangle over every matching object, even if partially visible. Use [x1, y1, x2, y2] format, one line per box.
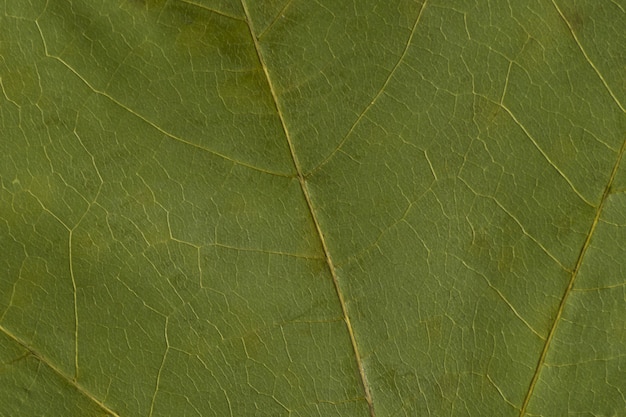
[1, 0, 625, 416]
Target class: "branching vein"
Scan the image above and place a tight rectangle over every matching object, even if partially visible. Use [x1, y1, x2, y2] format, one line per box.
[550, 0, 625, 113]
[257, 0, 296, 40]
[499, 104, 595, 207]
[34, 20, 288, 179]
[307, 0, 430, 177]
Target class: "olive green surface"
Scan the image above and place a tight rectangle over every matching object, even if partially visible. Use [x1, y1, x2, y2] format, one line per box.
[1, 1, 624, 416]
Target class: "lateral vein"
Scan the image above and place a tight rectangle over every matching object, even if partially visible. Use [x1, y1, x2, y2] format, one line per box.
[307, 0, 429, 177]
[0, 324, 121, 417]
[550, 0, 625, 113]
[33, 21, 288, 179]
[519, 138, 626, 416]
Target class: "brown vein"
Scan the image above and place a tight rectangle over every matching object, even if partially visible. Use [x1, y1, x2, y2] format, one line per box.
[239, 1, 375, 415]
[519, 137, 626, 416]
[0, 324, 121, 417]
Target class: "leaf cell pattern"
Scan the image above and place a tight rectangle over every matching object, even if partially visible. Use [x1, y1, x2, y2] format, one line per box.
[0, 1, 625, 416]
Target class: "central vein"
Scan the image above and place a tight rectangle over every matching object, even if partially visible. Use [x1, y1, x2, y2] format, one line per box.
[239, 2, 375, 415]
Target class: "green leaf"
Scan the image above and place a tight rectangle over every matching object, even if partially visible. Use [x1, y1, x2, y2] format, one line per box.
[1, 0, 625, 416]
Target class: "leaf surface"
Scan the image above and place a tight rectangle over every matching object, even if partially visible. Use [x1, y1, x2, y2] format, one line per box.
[1, 0, 625, 416]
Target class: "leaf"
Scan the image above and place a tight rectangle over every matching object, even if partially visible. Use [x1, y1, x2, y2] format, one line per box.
[1, 0, 625, 416]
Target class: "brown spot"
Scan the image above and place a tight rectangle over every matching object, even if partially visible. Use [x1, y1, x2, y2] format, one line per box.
[564, 9, 584, 32]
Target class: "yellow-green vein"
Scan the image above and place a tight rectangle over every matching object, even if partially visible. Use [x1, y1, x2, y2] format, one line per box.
[240, 1, 376, 415]
[519, 137, 626, 416]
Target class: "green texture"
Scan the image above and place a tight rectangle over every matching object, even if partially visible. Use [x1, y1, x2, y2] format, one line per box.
[1, 0, 625, 416]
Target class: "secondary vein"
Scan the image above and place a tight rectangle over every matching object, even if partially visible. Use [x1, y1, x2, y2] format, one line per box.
[519, 137, 626, 416]
[0, 324, 121, 417]
[34, 20, 289, 179]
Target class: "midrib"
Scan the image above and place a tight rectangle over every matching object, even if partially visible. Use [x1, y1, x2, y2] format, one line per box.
[239, 1, 376, 415]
